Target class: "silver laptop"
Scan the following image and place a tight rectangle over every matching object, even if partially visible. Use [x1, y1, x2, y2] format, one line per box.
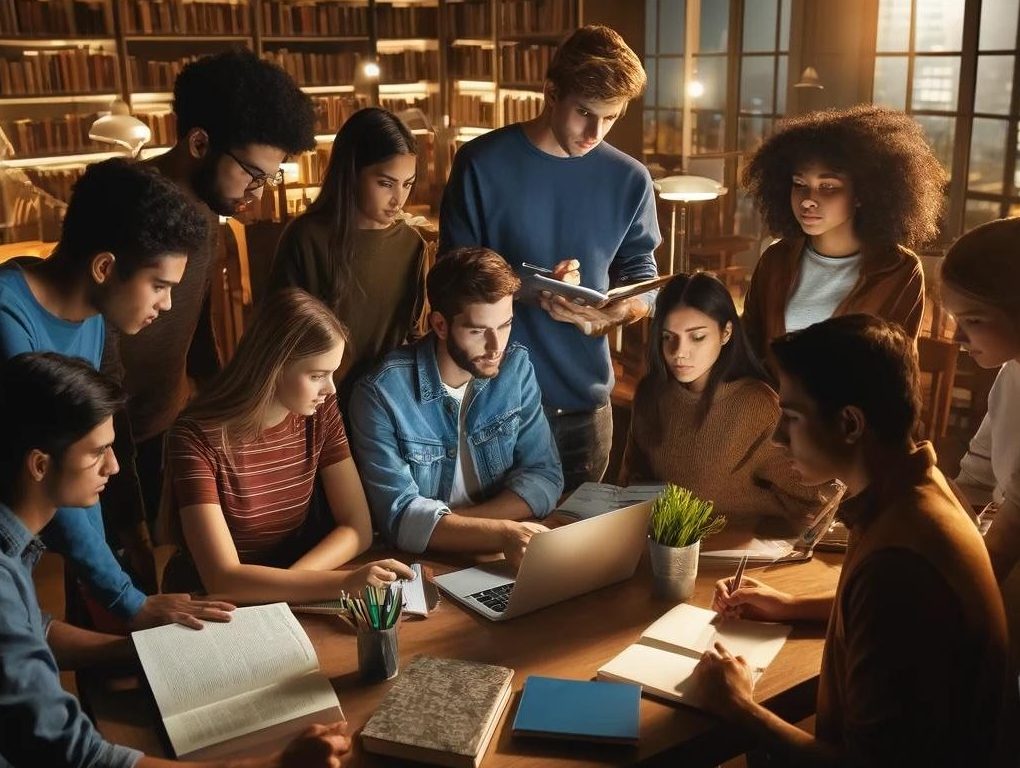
[433, 500, 652, 621]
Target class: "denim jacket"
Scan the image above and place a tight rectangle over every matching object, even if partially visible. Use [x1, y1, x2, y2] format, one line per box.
[0, 503, 141, 768]
[348, 335, 563, 552]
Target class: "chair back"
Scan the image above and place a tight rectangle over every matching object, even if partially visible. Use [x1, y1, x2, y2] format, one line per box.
[917, 336, 960, 440]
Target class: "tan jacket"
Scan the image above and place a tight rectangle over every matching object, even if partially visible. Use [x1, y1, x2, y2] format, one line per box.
[742, 237, 925, 368]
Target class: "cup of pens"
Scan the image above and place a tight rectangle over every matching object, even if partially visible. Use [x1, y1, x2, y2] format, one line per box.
[341, 584, 402, 682]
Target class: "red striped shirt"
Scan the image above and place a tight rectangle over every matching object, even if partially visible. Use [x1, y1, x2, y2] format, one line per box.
[168, 395, 350, 561]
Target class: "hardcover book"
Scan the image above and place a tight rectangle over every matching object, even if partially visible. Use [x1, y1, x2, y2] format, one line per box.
[361, 656, 514, 768]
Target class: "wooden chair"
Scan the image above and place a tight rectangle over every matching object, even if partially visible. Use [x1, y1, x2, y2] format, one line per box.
[917, 336, 960, 441]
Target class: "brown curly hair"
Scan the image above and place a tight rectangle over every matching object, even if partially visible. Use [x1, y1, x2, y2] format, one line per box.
[742, 106, 947, 249]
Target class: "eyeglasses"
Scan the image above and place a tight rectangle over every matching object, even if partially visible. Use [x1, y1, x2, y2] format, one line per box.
[224, 149, 285, 192]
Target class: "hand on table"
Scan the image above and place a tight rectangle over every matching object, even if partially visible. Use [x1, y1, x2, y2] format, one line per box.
[130, 594, 236, 631]
[711, 575, 794, 622]
[689, 642, 755, 720]
[278, 722, 350, 768]
[345, 558, 415, 590]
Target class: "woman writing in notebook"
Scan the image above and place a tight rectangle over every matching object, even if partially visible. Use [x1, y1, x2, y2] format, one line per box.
[162, 288, 412, 603]
[741, 106, 944, 370]
[268, 107, 427, 410]
[620, 272, 821, 523]
[940, 217, 1020, 583]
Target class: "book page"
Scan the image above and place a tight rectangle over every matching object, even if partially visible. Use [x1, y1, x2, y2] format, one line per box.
[700, 537, 796, 561]
[132, 603, 320, 718]
[166, 673, 340, 759]
[598, 644, 699, 705]
[557, 482, 665, 519]
[640, 604, 791, 670]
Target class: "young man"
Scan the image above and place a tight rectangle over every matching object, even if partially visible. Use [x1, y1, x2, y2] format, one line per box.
[0, 158, 220, 630]
[101, 48, 317, 548]
[0, 351, 349, 768]
[439, 25, 661, 491]
[692, 315, 1016, 767]
[349, 247, 563, 567]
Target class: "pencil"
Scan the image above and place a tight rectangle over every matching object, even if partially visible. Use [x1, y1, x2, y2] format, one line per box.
[733, 554, 749, 593]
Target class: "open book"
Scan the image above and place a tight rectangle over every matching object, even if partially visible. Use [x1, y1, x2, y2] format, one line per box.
[518, 264, 673, 309]
[132, 602, 342, 761]
[597, 604, 790, 709]
[556, 482, 666, 520]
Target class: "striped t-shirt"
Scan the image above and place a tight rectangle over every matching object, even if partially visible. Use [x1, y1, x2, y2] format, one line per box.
[167, 395, 351, 563]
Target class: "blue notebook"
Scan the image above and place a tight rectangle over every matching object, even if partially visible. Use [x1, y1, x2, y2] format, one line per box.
[511, 676, 640, 745]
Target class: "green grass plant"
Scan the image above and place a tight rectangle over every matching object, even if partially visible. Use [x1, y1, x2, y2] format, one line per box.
[649, 484, 726, 548]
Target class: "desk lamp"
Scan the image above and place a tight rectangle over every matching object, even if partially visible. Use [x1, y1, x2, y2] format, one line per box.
[89, 99, 151, 157]
[655, 175, 727, 274]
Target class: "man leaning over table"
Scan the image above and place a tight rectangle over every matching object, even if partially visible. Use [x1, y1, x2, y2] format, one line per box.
[690, 315, 1017, 767]
[0, 351, 348, 768]
[349, 247, 563, 570]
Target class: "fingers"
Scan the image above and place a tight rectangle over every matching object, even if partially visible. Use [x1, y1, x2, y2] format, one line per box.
[551, 259, 581, 284]
[173, 612, 205, 631]
[379, 559, 415, 580]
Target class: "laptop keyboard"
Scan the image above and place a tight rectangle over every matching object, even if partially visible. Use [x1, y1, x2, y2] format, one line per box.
[469, 582, 513, 613]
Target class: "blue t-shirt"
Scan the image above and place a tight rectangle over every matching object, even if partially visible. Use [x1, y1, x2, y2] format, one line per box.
[0, 263, 145, 619]
[439, 125, 661, 411]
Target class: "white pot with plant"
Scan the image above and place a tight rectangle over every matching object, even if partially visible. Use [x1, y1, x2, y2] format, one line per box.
[648, 484, 726, 601]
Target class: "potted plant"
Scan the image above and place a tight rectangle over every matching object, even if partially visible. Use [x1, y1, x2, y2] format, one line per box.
[648, 484, 726, 601]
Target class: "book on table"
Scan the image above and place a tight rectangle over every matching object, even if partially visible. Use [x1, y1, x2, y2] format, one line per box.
[597, 604, 790, 709]
[555, 481, 667, 520]
[361, 656, 514, 768]
[131, 602, 342, 761]
[512, 675, 641, 745]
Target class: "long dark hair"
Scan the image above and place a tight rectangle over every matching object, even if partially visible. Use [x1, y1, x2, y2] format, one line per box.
[305, 107, 416, 311]
[641, 273, 772, 432]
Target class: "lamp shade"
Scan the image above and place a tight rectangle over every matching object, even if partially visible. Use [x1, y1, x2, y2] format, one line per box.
[794, 66, 824, 89]
[89, 99, 151, 157]
[655, 174, 727, 202]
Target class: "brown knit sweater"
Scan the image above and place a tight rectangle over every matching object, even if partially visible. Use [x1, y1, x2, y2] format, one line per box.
[621, 376, 821, 522]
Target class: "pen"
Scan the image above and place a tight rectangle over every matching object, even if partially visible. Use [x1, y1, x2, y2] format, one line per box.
[732, 554, 748, 594]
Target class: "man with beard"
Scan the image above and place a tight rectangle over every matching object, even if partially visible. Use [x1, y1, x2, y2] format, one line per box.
[349, 248, 563, 568]
[101, 50, 316, 585]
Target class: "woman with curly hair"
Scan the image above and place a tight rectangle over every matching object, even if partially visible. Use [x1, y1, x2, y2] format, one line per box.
[741, 106, 945, 368]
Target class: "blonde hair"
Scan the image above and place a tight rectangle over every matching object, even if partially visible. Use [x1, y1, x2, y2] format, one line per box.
[183, 288, 347, 450]
[546, 24, 646, 103]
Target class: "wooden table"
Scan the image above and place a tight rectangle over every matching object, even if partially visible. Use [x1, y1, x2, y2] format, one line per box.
[81, 550, 842, 767]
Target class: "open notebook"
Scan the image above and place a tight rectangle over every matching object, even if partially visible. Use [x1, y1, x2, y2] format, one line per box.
[597, 604, 790, 709]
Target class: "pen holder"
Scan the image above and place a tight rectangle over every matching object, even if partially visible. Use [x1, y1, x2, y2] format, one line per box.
[357, 626, 399, 682]
[648, 538, 699, 602]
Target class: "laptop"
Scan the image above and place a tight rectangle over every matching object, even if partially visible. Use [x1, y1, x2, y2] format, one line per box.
[433, 500, 653, 621]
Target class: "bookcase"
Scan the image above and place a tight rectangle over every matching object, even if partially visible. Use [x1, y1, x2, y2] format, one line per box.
[0, 0, 588, 228]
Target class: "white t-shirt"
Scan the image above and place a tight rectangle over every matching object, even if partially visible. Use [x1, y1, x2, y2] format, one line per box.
[958, 360, 1020, 510]
[784, 245, 862, 333]
[443, 380, 480, 508]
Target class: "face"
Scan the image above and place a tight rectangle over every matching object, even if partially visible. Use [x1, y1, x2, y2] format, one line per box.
[547, 90, 627, 157]
[356, 153, 417, 230]
[97, 255, 187, 334]
[660, 306, 731, 393]
[941, 283, 1020, 368]
[275, 342, 345, 417]
[790, 162, 857, 241]
[772, 371, 851, 485]
[42, 417, 119, 509]
[436, 297, 514, 379]
[192, 140, 288, 218]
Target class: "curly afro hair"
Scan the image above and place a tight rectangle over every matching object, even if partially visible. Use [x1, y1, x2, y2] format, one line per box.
[173, 48, 315, 155]
[742, 106, 947, 249]
[59, 158, 209, 277]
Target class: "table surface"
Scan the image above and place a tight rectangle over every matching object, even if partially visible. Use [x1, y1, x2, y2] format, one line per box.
[81, 548, 842, 767]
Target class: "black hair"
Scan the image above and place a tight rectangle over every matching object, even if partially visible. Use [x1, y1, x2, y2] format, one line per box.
[742, 106, 946, 250]
[173, 49, 316, 155]
[304, 107, 416, 312]
[54, 158, 208, 278]
[0, 352, 124, 504]
[640, 272, 772, 431]
[771, 314, 921, 445]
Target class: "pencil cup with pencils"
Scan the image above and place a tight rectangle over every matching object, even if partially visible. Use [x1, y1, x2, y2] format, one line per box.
[340, 585, 402, 681]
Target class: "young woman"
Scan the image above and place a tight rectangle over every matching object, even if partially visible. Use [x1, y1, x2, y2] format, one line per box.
[268, 106, 427, 409]
[621, 272, 820, 522]
[162, 288, 412, 602]
[941, 217, 1020, 583]
[741, 106, 945, 369]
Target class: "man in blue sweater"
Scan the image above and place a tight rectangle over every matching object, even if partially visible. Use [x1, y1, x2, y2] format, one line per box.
[440, 25, 661, 491]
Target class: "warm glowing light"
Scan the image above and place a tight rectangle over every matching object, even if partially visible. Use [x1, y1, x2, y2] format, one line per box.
[363, 62, 381, 78]
[687, 80, 705, 98]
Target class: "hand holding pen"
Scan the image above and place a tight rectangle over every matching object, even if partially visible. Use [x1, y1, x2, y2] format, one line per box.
[711, 555, 795, 622]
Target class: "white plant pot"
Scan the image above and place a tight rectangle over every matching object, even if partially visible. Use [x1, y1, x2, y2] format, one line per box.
[648, 537, 699, 602]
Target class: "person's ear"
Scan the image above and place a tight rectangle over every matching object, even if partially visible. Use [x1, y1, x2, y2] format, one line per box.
[187, 127, 211, 160]
[430, 311, 448, 340]
[90, 252, 116, 286]
[840, 405, 866, 445]
[721, 321, 733, 346]
[26, 449, 50, 483]
[543, 81, 558, 106]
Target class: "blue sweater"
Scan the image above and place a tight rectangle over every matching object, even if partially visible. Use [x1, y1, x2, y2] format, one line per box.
[0, 264, 145, 619]
[440, 125, 661, 412]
